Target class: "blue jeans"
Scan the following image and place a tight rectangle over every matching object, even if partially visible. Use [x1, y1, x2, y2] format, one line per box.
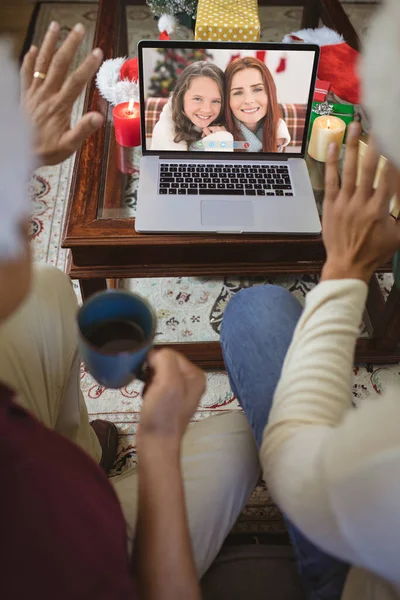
[220, 285, 350, 600]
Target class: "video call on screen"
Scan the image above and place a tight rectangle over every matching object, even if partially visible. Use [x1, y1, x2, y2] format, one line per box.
[142, 47, 315, 154]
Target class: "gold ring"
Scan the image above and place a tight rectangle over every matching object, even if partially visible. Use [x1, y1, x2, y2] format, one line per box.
[33, 71, 47, 80]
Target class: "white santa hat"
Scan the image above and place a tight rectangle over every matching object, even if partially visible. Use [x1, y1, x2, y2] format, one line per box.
[361, 0, 400, 168]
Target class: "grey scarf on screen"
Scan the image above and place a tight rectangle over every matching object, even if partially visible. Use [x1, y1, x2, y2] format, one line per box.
[235, 118, 263, 152]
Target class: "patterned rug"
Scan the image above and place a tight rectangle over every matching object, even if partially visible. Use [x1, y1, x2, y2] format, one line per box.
[29, 2, 398, 537]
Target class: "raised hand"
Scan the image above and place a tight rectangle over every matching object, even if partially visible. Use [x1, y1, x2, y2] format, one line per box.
[201, 125, 227, 137]
[321, 122, 400, 283]
[20, 21, 104, 166]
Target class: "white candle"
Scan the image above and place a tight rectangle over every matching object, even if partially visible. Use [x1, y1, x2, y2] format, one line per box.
[308, 116, 346, 162]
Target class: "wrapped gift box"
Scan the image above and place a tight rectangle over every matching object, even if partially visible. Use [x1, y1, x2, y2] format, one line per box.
[195, 0, 260, 42]
[309, 101, 354, 141]
[313, 79, 331, 102]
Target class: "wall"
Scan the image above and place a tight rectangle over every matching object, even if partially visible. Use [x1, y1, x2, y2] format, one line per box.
[142, 46, 316, 105]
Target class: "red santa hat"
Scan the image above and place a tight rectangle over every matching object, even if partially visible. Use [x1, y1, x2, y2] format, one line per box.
[283, 27, 360, 104]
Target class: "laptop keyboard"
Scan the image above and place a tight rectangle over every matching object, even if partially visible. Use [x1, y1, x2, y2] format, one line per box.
[158, 163, 293, 197]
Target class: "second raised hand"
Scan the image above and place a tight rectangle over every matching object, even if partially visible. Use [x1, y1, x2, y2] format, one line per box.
[321, 122, 400, 283]
[201, 125, 227, 137]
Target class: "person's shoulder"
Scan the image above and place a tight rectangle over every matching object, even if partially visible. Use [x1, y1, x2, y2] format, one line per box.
[155, 96, 173, 124]
[277, 118, 291, 142]
[151, 97, 183, 150]
[1, 399, 135, 597]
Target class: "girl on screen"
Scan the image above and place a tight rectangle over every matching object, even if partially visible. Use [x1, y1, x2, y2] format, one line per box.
[224, 57, 290, 152]
[151, 61, 233, 151]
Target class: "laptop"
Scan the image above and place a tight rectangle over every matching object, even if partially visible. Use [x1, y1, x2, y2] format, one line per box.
[136, 41, 321, 234]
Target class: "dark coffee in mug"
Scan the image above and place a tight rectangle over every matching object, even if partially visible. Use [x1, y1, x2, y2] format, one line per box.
[84, 318, 146, 354]
[78, 289, 156, 388]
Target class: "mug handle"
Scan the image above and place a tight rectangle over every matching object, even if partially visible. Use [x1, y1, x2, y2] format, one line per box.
[136, 361, 153, 383]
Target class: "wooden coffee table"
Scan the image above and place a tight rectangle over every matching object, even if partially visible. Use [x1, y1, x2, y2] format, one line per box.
[63, 0, 400, 367]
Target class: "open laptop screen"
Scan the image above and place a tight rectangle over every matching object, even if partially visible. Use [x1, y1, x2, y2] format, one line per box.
[139, 42, 318, 157]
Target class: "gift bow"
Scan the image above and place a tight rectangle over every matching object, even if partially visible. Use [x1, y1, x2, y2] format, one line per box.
[312, 101, 352, 119]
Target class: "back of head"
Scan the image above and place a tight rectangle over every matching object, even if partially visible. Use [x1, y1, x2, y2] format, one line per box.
[361, 0, 400, 169]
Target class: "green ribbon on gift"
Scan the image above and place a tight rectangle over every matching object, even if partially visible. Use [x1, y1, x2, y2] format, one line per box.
[309, 101, 355, 142]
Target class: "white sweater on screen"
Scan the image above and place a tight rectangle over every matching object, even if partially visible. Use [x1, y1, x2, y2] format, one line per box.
[261, 279, 400, 599]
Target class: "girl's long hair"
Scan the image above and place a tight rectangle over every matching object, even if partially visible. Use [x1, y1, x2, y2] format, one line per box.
[171, 62, 225, 149]
[224, 57, 281, 152]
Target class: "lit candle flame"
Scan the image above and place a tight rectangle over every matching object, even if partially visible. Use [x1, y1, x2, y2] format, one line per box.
[127, 98, 135, 115]
[327, 118, 331, 130]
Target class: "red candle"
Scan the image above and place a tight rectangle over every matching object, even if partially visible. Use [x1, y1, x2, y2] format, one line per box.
[112, 100, 141, 147]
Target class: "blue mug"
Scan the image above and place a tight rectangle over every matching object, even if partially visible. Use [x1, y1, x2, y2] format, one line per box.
[77, 290, 157, 389]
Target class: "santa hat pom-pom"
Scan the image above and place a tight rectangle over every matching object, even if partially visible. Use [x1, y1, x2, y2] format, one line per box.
[96, 56, 140, 105]
[96, 57, 127, 104]
[114, 80, 140, 105]
[158, 14, 177, 35]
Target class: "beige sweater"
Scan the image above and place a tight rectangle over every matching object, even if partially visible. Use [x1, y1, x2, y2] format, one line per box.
[261, 280, 400, 599]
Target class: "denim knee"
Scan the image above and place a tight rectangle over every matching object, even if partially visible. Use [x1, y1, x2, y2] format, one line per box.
[221, 284, 301, 342]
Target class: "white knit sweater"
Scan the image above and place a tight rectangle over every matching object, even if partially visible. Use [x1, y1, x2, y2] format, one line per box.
[150, 98, 233, 151]
[261, 280, 400, 599]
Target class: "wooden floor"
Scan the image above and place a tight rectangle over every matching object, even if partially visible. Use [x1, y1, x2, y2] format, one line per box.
[0, 0, 35, 58]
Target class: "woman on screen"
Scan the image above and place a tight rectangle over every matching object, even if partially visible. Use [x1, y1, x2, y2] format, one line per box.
[225, 57, 290, 152]
[151, 61, 233, 151]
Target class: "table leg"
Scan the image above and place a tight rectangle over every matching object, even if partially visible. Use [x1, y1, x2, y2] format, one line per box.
[301, 0, 320, 29]
[79, 278, 107, 301]
[365, 274, 386, 335]
[373, 283, 400, 353]
[107, 278, 120, 290]
[319, 0, 361, 51]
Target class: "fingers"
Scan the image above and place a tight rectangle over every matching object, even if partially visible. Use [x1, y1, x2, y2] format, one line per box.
[147, 349, 205, 398]
[43, 23, 86, 94]
[359, 137, 380, 197]
[324, 142, 340, 203]
[147, 349, 181, 388]
[20, 45, 38, 97]
[204, 126, 223, 135]
[374, 162, 394, 211]
[341, 121, 361, 197]
[31, 21, 60, 90]
[59, 111, 104, 156]
[58, 47, 103, 106]
[175, 352, 206, 398]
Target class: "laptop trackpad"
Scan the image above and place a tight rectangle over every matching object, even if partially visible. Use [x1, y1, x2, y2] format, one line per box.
[201, 200, 254, 228]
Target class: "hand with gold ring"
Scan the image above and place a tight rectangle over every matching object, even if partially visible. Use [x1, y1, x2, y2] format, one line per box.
[20, 21, 104, 166]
